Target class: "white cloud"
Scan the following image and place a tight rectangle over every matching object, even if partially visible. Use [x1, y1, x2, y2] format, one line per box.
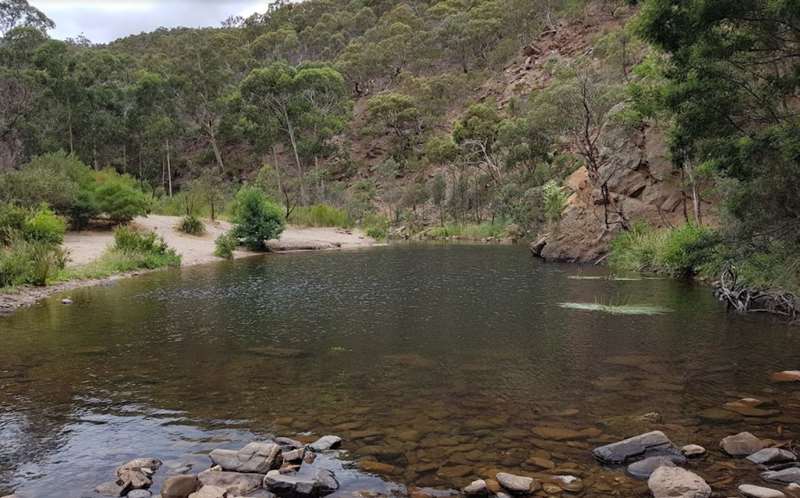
[30, 1, 267, 43]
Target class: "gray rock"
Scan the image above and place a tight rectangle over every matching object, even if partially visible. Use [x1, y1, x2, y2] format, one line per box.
[496, 472, 539, 493]
[116, 458, 162, 491]
[197, 470, 263, 495]
[263, 470, 318, 496]
[626, 455, 686, 480]
[738, 484, 786, 498]
[315, 469, 339, 494]
[282, 448, 305, 463]
[274, 437, 304, 449]
[308, 435, 341, 452]
[762, 468, 800, 485]
[209, 442, 282, 473]
[161, 474, 200, 498]
[648, 466, 711, 498]
[96, 480, 128, 497]
[747, 448, 797, 465]
[61, 298, 73, 305]
[681, 444, 706, 458]
[592, 431, 676, 465]
[188, 486, 227, 498]
[126, 491, 152, 498]
[463, 479, 488, 495]
[720, 432, 766, 457]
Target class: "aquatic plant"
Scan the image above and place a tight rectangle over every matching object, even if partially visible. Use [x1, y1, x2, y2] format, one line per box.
[558, 302, 671, 315]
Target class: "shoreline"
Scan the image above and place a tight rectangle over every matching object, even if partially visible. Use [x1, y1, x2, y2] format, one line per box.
[1, 215, 377, 316]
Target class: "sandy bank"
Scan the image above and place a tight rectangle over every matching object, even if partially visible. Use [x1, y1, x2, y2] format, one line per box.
[1, 215, 376, 315]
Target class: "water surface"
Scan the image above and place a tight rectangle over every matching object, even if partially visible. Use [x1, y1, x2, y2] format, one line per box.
[2, 244, 799, 497]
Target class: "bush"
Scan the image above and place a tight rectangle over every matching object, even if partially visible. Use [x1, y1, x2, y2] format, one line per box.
[230, 187, 285, 250]
[0, 203, 28, 245]
[214, 232, 238, 259]
[0, 239, 67, 287]
[290, 204, 350, 227]
[111, 226, 181, 270]
[361, 213, 390, 240]
[23, 206, 67, 246]
[94, 170, 150, 224]
[609, 223, 719, 277]
[178, 215, 205, 235]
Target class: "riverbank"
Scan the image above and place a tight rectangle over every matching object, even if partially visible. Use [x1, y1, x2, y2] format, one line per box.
[0, 215, 376, 315]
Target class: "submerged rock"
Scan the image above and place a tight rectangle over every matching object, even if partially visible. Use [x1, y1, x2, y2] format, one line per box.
[738, 484, 787, 498]
[747, 448, 797, 466]
[771, 371, 800, 383]
[126, 490, 152, 498]
[592, 431, 675, 465]
[723, 398, 780, 418]
[188, 486, 227, 498]
[309, 435, 342, 452]
[162, 474, 200, 498]
[96, 481, 128, 497]
[626, 455, 686, 480]
[209, 442, 282, 474]
[551, 475, 583, 493]
[762, 468, 800, 485]
[720, 432, 766, 457]
[463, 479, 488, 495]
[648, 466, 711, 498]
[315, 469, 339, 494]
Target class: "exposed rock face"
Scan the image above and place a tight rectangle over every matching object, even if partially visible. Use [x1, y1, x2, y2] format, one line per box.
[197, 470, 264, 495]
[533, 122, 701, 263]
[648, 466, 711, 498]
[162, 475, 201, 498]
[720, 432, 766, 457]
[592, 431, 676, 465]
[209, 442, 282, 474]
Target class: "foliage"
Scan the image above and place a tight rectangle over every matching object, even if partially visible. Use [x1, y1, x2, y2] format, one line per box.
[93, 169, 151, 224]
[110, 225, 181, 269]
[214, 232, 238, 259]
[290, 204, 350, 228]
[0, 203, 67, 287]
[609, 223, 719, 278]
[177, 214, 205, 236]
[230, 186, 285, 250]
[542, 180, 568, 224]
[23, 204, 65, 245]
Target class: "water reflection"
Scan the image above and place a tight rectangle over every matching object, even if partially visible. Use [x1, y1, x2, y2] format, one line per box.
[1, 244, 799, 497]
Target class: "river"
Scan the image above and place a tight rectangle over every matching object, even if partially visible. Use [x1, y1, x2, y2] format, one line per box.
[1, 244, 799, 497]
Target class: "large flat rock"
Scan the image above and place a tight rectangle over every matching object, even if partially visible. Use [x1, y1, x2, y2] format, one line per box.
[593, 431, 676, 465]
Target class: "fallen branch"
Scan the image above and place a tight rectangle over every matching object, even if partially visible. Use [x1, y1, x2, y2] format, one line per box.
[713, 264, 800, 323]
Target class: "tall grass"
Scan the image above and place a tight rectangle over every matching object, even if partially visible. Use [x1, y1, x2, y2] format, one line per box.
[424, 222, 509, 240]
[289, 204, 351, 227]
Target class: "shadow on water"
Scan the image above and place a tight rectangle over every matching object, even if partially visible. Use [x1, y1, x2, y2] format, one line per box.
[1, 244, 799, 496]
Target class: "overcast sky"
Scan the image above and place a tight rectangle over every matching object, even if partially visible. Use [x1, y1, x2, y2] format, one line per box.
[30, 1, 269, 44]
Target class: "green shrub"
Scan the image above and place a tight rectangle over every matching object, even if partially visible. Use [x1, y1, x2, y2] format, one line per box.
[23, 206, 66, 246]
[230, 187, 285, 251]
[542, 180, 568, 224]
[0, 203, 28, 245]
[290, 204, 351, 227]
[0, 238, 67, 287]
[94, 170, 150, 224]
[214, 232, 238, 259]
[609, 223, 719, 277]
[112, 226, 181, 269]
[178, 215, 205, 235]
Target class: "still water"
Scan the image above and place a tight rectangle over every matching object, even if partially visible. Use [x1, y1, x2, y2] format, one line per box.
[1, 244, 799, 497]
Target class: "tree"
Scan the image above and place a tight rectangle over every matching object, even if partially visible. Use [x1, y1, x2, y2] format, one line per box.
[231, 186, 285, 250]
[364, 92, 423, 157]
[1, 0, 53, 36]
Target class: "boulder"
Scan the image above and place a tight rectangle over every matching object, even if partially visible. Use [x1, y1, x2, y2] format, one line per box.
[738, 484, 787, 498]
[263, 470, 318, 496]
[116, 458, 162, 491]
[463, 479, 488, 495]
[126, 491, 152, 498]
[282, 448, 305, 463]
[720, 432, 766, 457]
[308, 435, 341, 452]
[747, 448, 797, 466]
[197, 470, 263, 495]
[626, 455, 686, 480]
[592, 431, 676, 465]
[647, 466, 711, 498]
[96, 481, 128, 497]
[681, 445, 706, 458]
[496, 472, 540, 493]
[762, 468, 800, 485]
[209, 442, 282, 474]
[188, 486, 227, 498]
[162, 475, 201, 498]
[315, 469, 339, 494]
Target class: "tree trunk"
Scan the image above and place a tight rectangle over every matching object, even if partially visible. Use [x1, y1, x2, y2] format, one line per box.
[285, 111, 306, 205]
[165, 139, 173, 197]
[67, 106, 74, 155]
[684, 160, 702, 225]
[207, 124, 225, 172]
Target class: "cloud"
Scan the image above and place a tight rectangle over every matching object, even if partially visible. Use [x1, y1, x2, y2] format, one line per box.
[30, 1, 267, 43]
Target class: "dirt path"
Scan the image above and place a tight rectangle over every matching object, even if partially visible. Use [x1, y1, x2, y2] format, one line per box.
[1, 215, 376, 315]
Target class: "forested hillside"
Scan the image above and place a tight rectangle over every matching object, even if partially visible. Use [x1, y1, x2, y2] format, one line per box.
[1, 0, 799, 298]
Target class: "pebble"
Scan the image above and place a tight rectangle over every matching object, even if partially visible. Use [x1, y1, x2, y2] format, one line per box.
[61, 298, 73, 305]
[496, 472, 540, 493]
[681, 444, 706, 458]
[738, 484, 787, 498]
[463, 479, 487, 495]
